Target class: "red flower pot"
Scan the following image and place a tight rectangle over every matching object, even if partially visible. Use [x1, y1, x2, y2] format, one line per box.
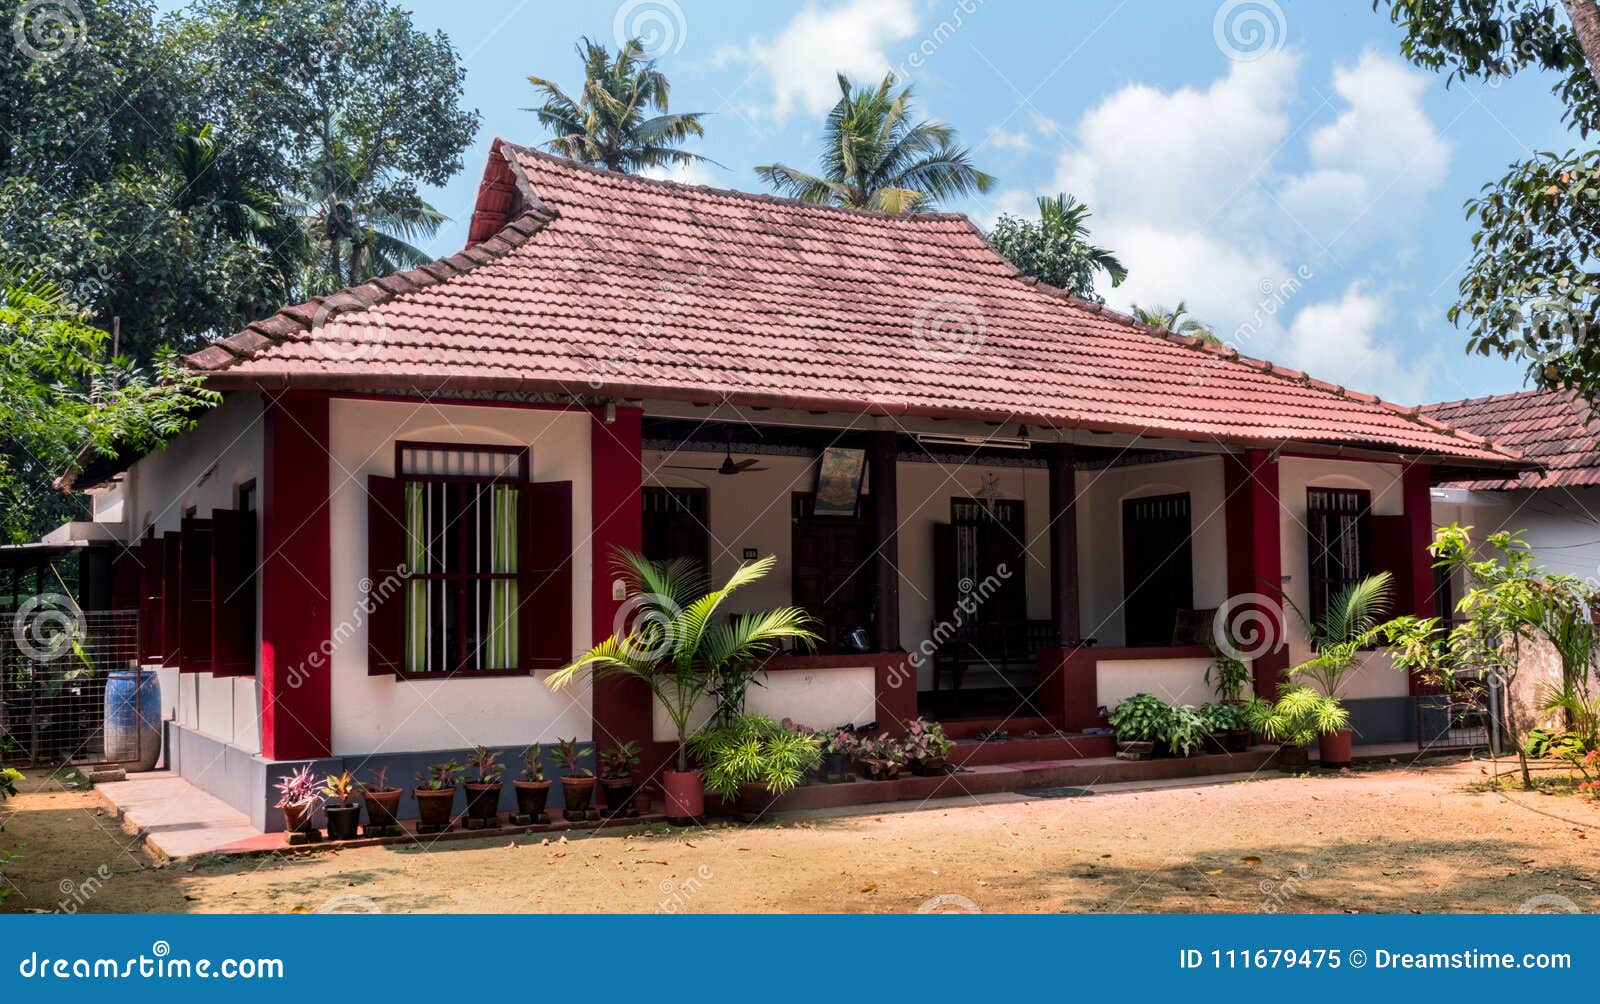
[661, 770, 704, 823]
[463, 782, 504, 824]
[512, 780, 551, 817]
[1318, 728, 1353, 766]
[560, 775, 596, 821]
[363, 789, 403, 830]
[281, 800, 317, 835]
[414, 787, 457, 827]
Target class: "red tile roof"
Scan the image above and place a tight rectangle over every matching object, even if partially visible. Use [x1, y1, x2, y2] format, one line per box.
[1421, 388, 1599, 489]
[186, 139, 1522, 468]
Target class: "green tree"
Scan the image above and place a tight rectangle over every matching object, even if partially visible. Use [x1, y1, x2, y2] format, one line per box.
[756, 73, 994, 212]
[0, 273, 218, 542]
[527, 37, 712, 174]
[987, 194, 1126, 301]
[1376, 1, 1600, 400]
[1131, 301, 1220, 345]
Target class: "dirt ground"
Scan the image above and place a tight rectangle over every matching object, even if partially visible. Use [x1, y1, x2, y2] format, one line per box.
[2, 759, 1597, 914]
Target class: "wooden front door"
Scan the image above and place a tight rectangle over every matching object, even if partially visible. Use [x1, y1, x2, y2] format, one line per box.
[791, 493, 874, 652]
[1122, 493, 1194, 647]
[642, 487, 710, 573]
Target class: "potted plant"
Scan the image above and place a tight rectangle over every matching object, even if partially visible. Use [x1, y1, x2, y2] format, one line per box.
[820, 727, 858, 783]
[1199, 702, 1251, 753]
[547, 550, 818, 824]
[321, 770, 362, 840]
[1162, 703, 1207, 757]
[1245, 685, 1350, 769]
[688, 714, 823, 819]
[512, 746, 553, 824]
[552, 738, 596, 821]
[1205, 645, 1251, 704]
[358, 765, 403, 834]
[598, 741, 641, 818]
[901, 717, 953, 775]
[855, 732, 905, 780]
[413, 759, 462, 830]
[274, 764, 322, 836]
[1107, 693, 1168, 760]
[1284, 572, 1393, 766]
[462, 746, 505, 827]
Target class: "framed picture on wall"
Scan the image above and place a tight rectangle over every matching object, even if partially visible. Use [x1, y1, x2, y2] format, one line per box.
[813, 447, 867, 517]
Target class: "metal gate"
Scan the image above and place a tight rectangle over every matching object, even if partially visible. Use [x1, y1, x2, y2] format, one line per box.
[1416, 675, 1496, 752]
[0, 607, 143, 768]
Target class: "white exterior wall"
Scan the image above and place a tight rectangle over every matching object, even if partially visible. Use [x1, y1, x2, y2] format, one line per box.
[1277, 457, 1409, 699]
[1074, 456, 1229, 649]
[116, 391, 265, 754]
[1096, 656, 1228, 709]
[326, 399, 593, 755]
[1434, 486, 1600, 583]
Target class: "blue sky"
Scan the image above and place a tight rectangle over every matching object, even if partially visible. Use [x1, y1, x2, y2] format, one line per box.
[178, 0, 1587, 406]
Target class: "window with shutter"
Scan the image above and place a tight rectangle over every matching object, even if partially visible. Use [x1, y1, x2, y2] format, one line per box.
[179, 515, 213, 672]
[210, 507, 258, 676]
[138, 534, 164, 664]
[1306, 487, 1371, 626]
[162, 530, 182, 666]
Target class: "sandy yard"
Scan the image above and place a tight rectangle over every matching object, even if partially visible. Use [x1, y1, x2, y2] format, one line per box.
[1, 759, 1595, 914]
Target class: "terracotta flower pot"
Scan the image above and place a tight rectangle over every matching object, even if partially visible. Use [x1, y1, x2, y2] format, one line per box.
[661, 769, 704, 822]
[1274, 743, 1310, 769]
[463, 781, 503, 823]
[324, 802, 361, 841]
[560, 775, 596, 821]
[599, 778, 637, 817]
[736, 780, 777, 821]
[1318, 728, 1353, 766]
[280, 799, 317, 834]
[820, 750, 849, 782]
[909, 757, 947, 777]
[363, 789, 403, 829]
[413, 787, 457, 827]
[512, 779, 551, 817]
[1225, 729, 1252, 754]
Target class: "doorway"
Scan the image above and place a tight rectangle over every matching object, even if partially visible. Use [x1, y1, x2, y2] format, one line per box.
[642, 487, 710, 573]
[790, 493, 875, 653]
[1121, 492, 1194, 647]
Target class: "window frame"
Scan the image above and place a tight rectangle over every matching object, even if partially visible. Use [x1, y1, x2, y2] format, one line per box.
[1305, 486, 1372, 628]
[392, 440, 531, 679]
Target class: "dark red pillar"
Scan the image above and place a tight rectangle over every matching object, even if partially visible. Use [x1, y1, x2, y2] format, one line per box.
[867, 430, 900, 652]
[1222, 449, 1287, 699]
[1046, 443, 1080, 645]
[1402, 464, 1437, 619]
[589, 405, 649, 751]
[260, 391, 332, 760]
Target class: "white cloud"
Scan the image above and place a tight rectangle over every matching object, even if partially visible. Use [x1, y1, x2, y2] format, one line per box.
[640, 161, 719, 187]
[984, 125, 1032, 152]
[1285, 285, 1429, 404]
[726, 0, 919, 120]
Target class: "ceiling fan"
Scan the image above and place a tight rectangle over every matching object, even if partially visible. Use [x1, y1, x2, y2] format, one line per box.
[663, 433, 770, 476]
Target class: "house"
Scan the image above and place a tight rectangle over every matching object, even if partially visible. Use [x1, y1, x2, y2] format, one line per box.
[17, 141, 1528, 829]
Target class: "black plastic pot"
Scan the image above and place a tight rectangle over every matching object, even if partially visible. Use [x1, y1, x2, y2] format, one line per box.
[324, 803, 361, 841]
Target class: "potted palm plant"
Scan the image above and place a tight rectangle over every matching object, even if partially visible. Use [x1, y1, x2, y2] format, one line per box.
[274, 764, 322, 837]
[462, 746, 505, 828]
[552, 738, 595, 822]
[358, 766, 403, 835]
[1285, 572, 1393, 766]
[413, 759, 462, 831]
[1245, 685, 1350, 769]
[321, 771, 362, 840]
[688, 714, 823, 820]
[512, 746, 552, 824]
[547, 550, 818, 824]
[598, 741, 641, 819]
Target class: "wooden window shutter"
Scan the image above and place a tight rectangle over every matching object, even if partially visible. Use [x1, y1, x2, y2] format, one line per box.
[179, 516, 213, 673]
[162, 530, 182, 667]
[210, 507, 257, 677]
[1368, 514, 1414, 619]
[111, 546, 141, 611]
[367, 475, 407, 677]
[139, 535, 164, 663]
[520, 480, 572, 670]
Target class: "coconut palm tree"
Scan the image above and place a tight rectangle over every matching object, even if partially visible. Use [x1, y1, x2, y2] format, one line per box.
[987, 193, 1126, 299]
[546, 550, 818, 771]
[755, 73, 994, 212]
[1131, 301, 1221, 346]
[526, 37, 713, 174]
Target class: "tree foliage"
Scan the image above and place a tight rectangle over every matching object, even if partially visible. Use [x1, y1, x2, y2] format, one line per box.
[1131, 301, 1219, 345]
[987, 194, 1126, 301]
[1377, 1, 1600, 400]
[757, 73, 994, 212]
[0, 273, 218, 542]
[527, 37, 712, 174]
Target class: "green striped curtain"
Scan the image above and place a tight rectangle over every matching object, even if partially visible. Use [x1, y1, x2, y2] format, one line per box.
[488, 485, 519, 668]
[403, 482, 428, 673]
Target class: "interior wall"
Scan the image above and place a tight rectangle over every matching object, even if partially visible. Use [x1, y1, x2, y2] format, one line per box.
[326, 399, 594, 755]
[120, 391, 264, 755]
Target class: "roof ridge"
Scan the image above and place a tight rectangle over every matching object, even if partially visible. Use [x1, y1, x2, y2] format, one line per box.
[1422, 385, 1579, 413]
[184, 201, 558, 375]
[499, 140, 975, 223]
[989, 261, 1516, 459]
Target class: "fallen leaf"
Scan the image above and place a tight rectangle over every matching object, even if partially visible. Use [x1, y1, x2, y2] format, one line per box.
[1204, 869, 1223, 875]
[860, 883, 877, 893]
[1240, 856, 1261, 865]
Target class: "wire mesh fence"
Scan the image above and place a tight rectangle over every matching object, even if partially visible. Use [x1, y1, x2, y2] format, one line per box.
[1, 607, 146, 768]
[1416, 677, 1496, 752]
